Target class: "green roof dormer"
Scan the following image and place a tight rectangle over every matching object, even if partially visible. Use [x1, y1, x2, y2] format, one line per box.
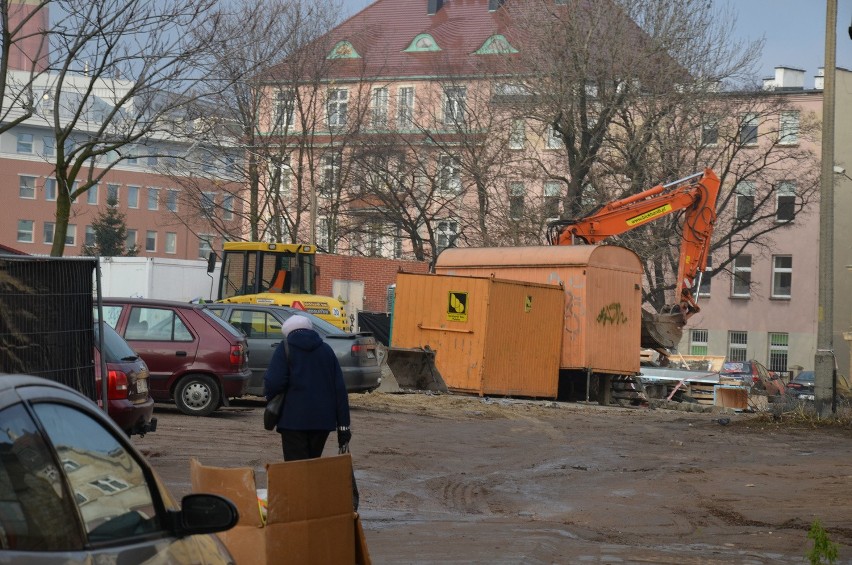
[474, 34, 518, 55]
[404, 34, 441, 52]
[328, 40, 361, 59]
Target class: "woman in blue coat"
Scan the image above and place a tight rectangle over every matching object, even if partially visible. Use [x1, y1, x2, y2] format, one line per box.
[264, 314, 351, 461]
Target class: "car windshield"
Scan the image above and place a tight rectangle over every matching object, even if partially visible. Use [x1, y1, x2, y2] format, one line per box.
[794, 371, 814, 383]
[721, 362, 751, 376]
[95, 323, 138, 362]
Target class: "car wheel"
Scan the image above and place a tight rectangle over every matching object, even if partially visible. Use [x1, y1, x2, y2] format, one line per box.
[174, 375, 220, 417]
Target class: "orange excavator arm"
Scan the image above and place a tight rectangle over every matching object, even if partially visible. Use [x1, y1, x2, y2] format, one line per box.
[548, 168, 720, 320]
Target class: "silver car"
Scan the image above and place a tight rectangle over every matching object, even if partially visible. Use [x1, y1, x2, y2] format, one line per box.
[0, 375, 237, 562]
[205, 304, 382, 397]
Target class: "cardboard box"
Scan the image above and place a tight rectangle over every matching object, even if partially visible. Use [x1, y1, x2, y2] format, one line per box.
[190, 454, 370, 564]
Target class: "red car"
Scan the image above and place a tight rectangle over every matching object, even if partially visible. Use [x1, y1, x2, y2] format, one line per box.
[100, 298, 250, 416]
[94, 322, 156, 435]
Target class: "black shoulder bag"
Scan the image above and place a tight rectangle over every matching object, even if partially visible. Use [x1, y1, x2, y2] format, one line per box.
[263, 341, 290, 431]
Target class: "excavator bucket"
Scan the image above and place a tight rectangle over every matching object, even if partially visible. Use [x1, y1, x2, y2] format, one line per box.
[383, 346, 448, 393]
[640, 310, 686, 351]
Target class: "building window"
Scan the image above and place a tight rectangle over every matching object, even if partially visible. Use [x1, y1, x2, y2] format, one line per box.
[320, 154, 340, 197]
[509, 119, 525, 150]
[85, 225, 95, 247]
[127, 186, 139, 209]
[44, 178, 57, 201]
[327, 88, 348, 127]
[698, 254, 712, 296]
[732, 254, 751, 297]
[318, 217, 330, 252]
[17, 133, 33, 153]
[543, 181, 562, 220]
[147, 188, 159, 210]
[443, 86, 466, 126]
[740, 112, 758, 145]
[438, 155, 461, 194]
[19, 175, 36, 199]
[776, 181, 795, 222]
[771, 255, 792, 298]
[145, 230, 157, 252]
[768, 332, 788, 372]
[126, 229, 137, 250]
[87, 184, 99, 205]
[106, 184, 119, 206]
[275, 163, 292, 196]
[166, 189, 178, 212]
[397, 86, 414, 129]
[65, 224, 76, 245]
[165, 232, 177, 254]
[42, 136, 54, 156]
[198, 235, 213, 259]
[509, 181, 525, 221]
[735, 181, 755, 222]
[43, 222, 55, 244]
[147, 155, 158, 167]
[371, 87, 388, 129]
[728, 331, 748, 362]
[273, 89, 295, 131]
[436, 220, 458, 252]
[17, 220, 34, 243]
[689, 329, 708, 356]
[701, 115, 718, 146]
[779, 111, 799, 145]
[201, 192, 216, 215]
[223, 195, 234, 220]
[546, 125, 562, 149]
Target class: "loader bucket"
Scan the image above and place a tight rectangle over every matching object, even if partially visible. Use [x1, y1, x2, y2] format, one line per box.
[384, 346, 448, 392]
[641, 310, 685, 351]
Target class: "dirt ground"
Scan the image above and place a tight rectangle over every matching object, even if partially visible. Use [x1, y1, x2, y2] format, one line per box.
[133, 392, 852, 564]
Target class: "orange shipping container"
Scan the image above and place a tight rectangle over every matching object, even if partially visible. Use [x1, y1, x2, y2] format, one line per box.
[435, 246, 642, 376]
[391, 273, 564, 398]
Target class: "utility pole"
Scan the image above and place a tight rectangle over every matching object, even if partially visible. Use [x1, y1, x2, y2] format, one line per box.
[815, 0, 837, 416]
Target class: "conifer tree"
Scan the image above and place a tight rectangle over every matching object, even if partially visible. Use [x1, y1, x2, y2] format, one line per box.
[84, 196, 137, 257]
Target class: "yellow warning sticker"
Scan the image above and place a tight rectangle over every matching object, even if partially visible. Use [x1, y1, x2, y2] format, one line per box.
[447, 291, 468, 322]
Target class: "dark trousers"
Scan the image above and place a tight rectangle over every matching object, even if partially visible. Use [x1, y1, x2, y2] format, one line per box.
[280, 430, 330, 461]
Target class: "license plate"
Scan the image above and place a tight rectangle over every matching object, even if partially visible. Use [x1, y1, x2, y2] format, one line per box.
[137, 379, 148, 394]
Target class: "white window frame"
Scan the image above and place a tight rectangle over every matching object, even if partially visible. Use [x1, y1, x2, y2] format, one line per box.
[735, 181, 755, 222]
[87, 184, 99, 205]
[732, 254, 752, 298]
[42, 135, 54, 156]
[43, 221, 55, 244]
[438, 155, 461, 194]
[273, 89, 295, 131]
[64, 224, 76, 246]
[701, 115, 719, 146]
[201, 191, 216, 215]
[106, 183, 119, 206]
[371, 87, 389, 129]
[771, 255, 792, 299]
[546, 125, 562, 149]
[166, 189, 179, 212]
[727, 331, 748, 362]
[768, 332, 789, 372]
[85, 225, 95, 247]
[147, 187, 159, 211]
[740, 112, 759, 146]
[508, 181, 525, 221]
[397, 86, 415, 129]
[223, 194, 234, 220]
[509, 119, 525, 150]
[44, 178, 57, 201]
[198, 234, 214, 259]
[126, 229, 137, 250]
[436, 219, 459, 252]
[19, 175, 36, 199]
[689, 329, 708, 356]
[779, 111, 799, 145]
[327, 88, 348, 127]
[776, 181, 795, 222]
[318, 216, 330, 252]
[443, 86, 466, 126]
[165, 232, 177, 254]
[17, 132, 33, 153]
[17, 220, 34, 243]
[127, 185, 140, 209]
[320, 154, 340, 197]
[145, 230, 157, 252]
[543, 181, 562, 221]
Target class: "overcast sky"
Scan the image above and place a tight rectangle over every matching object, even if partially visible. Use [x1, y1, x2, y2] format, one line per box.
[338, 0, 852, 88]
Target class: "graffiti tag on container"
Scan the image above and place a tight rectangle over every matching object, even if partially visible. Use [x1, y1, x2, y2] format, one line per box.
[596, 303, 627, 325]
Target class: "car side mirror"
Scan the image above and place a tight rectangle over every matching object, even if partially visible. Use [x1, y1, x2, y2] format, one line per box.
[171, 493, 238, 537]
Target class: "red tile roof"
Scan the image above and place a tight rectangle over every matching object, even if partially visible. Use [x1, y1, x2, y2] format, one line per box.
[297, 0, 517, 80]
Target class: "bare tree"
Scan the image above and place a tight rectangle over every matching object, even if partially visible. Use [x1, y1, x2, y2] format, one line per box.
[40, 0, 236, 256]
[0, 0, 51, 134]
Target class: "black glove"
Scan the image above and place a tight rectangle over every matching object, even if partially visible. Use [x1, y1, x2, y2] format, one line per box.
[337, 426, 352, 447]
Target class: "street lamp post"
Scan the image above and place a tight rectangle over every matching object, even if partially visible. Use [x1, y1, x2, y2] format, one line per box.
[815, 0, 838, 416]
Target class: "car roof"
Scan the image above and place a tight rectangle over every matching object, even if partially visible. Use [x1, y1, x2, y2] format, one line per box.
[102, 297, 205, 309]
